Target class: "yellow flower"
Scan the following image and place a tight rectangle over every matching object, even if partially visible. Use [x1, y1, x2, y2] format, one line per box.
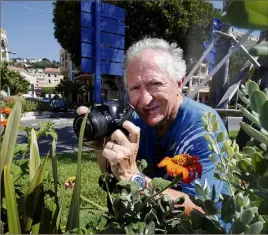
[64, 176, 76, 190]
[158, 154, 202, 184]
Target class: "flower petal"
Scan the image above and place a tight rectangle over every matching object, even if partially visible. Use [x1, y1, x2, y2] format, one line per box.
[157, 157, 172, 167]
[194, 162, 202, 179]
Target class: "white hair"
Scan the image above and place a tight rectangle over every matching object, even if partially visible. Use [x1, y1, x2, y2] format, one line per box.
[123, 37, 186, 85]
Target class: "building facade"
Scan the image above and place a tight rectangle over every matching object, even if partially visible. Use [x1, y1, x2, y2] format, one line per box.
[1, 28, 9, 62]
[183, 63, 211, 104]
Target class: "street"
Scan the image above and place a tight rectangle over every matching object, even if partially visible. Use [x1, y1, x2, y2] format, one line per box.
[17, 112, 243, 157]
[18, 112, 79, 156]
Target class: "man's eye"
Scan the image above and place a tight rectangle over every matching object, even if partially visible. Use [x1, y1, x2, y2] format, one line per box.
[130, 87, 139, 92]
[152, 82, 162, 86]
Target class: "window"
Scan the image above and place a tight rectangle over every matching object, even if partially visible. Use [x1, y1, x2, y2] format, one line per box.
[48, 74, 50, 77]
[49, 79, 51, 84]
[54, 74, 57, 77]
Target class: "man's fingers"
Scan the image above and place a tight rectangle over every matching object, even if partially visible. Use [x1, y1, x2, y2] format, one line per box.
[77, 106, 89, 115]
[110, 129, 129, 146]
[104, 141, 132, 160]
[122, 120, 140, 143]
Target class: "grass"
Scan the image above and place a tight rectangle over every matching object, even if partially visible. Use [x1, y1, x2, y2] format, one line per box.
[11, 151, 107, 233]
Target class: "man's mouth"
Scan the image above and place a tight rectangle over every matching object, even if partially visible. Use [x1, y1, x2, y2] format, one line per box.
[144, 106, 159, 113]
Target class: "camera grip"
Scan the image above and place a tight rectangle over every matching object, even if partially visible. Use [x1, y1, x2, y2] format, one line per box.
[116, 103, 134, 137]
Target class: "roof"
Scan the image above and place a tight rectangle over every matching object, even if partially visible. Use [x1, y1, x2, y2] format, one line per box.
[44, 67, 60, 73]
[8, 66, 25, 71]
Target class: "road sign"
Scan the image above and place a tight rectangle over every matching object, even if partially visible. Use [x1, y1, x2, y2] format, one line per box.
[81, 0, 126, 103]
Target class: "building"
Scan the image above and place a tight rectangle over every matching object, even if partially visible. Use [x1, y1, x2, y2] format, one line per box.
[1, 28, 9, 62]
[183, 63, 211, 104]
[44, 68, 64, 86]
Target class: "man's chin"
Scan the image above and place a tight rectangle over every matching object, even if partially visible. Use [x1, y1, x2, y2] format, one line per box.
[143, 116, 164, 127]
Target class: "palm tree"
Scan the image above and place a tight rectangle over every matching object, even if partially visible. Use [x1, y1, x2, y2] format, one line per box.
[1, 62, 30, 95]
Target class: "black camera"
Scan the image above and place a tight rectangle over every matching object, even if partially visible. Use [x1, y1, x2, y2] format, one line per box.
[73, 100, 134, 142]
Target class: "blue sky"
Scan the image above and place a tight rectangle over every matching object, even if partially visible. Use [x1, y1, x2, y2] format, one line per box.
[1, 1, 258, 62]
[2, 1, 60, 61]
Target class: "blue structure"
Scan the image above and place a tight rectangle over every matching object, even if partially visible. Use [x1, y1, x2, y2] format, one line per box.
[204, 18, 223, 73]
[81, 0, 126, 104]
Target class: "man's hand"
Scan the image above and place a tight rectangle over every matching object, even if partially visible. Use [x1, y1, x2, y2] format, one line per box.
[164, 188, 205, 216]
[102, 121, 140, 181]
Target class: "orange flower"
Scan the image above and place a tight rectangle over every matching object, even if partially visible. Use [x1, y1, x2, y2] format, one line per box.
[157, 154, 202, 184]
[0, 107, 11, 114]
[0, 119, 22, 127]
[0, 119, 8, 126]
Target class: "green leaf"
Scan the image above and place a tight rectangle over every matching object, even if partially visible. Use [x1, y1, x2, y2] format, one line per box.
[251, 152, 266, 176]
[238, 104, 260, 126]
[51, 190, 65, 233]
[211, 185, 216, 201]
[144, 221, 155, 234]
[241, 122, 268, 145]
[243, 146, 256, 155]
[51, 137, 58, 196]
[4, 166, 21, 234]
[248, 81, 260, 96]
[151, 177, 171, 191]
[249, 42, 268, 56]
[235, 193, 248, 207]
[241, 209, 254, 224]
[24, 155, 48, 233]
[212, 122, 220, 132]
[258, 200, 268, 215]
[247, 221, 263, 234]
[203, 200, 217, 215]
[231, 219, 246, 234]
[66, 109, 90, 231]
[29, 128, 40, 182]
[221, 195, 235, 223]
[238, 90, 250, 106]
[221, 1, 268, 30]
[212, 114, 217, 123]
[237, 159, 252, 173]
[137, 159, 148, 172]
[258, 176, 268, 189]
[217, 132, 226, 142]
[140, 175, 182, 210]
[195, 181, 205, 197]
[260, 100, 268, 131]
[250, 90, 267, 114]
[0, 100, 22, 176]
[204, 134, 215, 145]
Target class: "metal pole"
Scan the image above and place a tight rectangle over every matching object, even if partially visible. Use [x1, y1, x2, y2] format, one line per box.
[197, 67, 201, 102]
[183, 35, 220, 87]
[94, 0, 102, 104]
[215, 30, 260, 68]
[188, 30, 254, 99]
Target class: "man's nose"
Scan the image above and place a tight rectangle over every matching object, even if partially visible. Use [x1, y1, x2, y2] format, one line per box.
[138, 89, 153, 108]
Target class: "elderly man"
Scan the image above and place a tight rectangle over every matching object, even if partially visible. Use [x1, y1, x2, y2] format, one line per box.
[77, 38, 229, 214]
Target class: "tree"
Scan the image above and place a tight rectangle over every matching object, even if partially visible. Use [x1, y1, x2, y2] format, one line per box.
[40, 87, 56, 97]
[55, 78, 81, 100]
[1, 62, 30, 95]
[52, 0, 222, 68]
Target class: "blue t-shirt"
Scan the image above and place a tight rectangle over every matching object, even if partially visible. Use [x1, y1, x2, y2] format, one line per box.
[131, 97, 229, 197]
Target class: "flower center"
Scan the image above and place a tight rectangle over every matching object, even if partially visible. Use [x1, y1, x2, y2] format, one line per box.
[172, 154, 194, 166]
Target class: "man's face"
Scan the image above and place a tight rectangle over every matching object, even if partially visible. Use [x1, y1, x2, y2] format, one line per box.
[126, 49, 179, 126]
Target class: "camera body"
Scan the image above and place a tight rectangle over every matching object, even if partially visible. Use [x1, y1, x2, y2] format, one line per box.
[73, 100, 134, 142]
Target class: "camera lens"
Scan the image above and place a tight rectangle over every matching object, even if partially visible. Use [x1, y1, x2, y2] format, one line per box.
[73, 110, 113, 141]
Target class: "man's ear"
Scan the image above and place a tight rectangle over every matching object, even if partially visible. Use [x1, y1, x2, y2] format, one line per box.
[177, 77, 184, 88]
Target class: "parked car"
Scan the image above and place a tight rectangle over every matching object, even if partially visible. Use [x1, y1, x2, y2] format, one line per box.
[50, 100, 68, 112]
